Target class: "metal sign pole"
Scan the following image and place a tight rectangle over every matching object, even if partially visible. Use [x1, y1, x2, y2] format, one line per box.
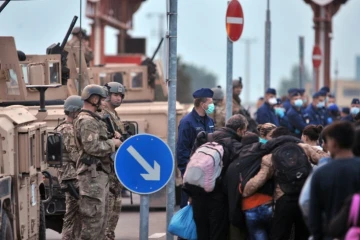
[264, 0, 271, 92]
[166, 0, 178, 239]
[139, 195, 150, 240]
[225, 0, 233, 122]
[226, 36, 233, 122]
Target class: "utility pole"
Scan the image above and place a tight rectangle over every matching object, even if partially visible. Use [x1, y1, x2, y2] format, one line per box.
[241, 38, 256, 104]
[264, 0, 271, 92]
[299, 36, 305, 89]
[147, 12, 165, 60]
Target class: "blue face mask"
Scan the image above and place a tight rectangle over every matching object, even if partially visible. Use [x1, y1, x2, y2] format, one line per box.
[274, 107, 285, 118]
[351, 107, 360, 115]
[317, 101, 325, 109]
[259, 137, 268, 144]
[205, 103, 215, 114]
[294, 99, 303, 108]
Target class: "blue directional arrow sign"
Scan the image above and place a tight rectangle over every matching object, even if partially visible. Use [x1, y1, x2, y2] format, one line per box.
[114, 134, 174, 195]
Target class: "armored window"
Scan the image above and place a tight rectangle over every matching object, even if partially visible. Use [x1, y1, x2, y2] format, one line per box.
[49, 62, 60, 84]
[21, 64, 29, 84]
[99, 72, 106, 85]
[6, 69, 20, 95]
[130, 71, 143, 88]
[112, 72, 125, 84]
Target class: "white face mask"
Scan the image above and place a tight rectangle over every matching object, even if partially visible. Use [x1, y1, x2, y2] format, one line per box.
[268, 97, 277, 105]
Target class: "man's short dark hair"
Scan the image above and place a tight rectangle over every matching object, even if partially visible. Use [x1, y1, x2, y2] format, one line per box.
[226, 114, 248, 131]
[322, 121, 355, 149]
[271, 127, 292, 138]
[194, 98, 207, 107]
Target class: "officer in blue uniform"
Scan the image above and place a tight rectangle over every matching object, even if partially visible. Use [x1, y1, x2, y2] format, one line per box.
[299, 88, 308, 108]
[283, 88, 298, 112]
[305, 92, 326, 125]
[286, 90, 310, 138]
[176, 88, 215, 209]
[318, 90, 331, 125]
[275, 98, 290, 128]
[256, 88, 279, 126]
[341, 98, 360, 122]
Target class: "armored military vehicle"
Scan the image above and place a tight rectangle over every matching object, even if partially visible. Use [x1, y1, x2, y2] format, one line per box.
[0, 33, 185, 234]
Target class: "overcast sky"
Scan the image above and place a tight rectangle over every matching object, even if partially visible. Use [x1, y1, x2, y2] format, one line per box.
[1, 0, 359, 101]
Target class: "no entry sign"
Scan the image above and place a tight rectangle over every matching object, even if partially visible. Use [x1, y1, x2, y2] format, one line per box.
[312, 45, 322, 68]
[226, 0, 244, 42]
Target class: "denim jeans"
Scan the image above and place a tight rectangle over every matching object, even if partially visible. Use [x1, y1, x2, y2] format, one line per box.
[244, 204, 273, 240]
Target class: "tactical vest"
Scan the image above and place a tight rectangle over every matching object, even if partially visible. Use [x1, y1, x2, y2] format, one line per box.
[54, 122, 71, 164]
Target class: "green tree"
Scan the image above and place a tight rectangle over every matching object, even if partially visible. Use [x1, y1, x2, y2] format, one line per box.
[278, 64, 312, 97]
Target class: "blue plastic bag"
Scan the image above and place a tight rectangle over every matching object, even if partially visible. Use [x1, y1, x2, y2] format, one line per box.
[168, 205, 197, 240]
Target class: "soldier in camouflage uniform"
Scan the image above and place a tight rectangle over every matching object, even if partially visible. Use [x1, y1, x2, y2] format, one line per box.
[67, 27, 94, 67]
[74, 84, 122, 240]
[100, 82, 126, 240]
[209, 86, 226, 129]
[55, 95, 83, 240]
[232, 78, 259, 134]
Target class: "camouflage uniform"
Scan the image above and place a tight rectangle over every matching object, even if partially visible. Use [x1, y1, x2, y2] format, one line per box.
[99, 105, 125, 240]
[67, 37, 94, 67]
[55, 122, 81, 240]
[74, 110, 114, 240]
[209, 102, 226, 129]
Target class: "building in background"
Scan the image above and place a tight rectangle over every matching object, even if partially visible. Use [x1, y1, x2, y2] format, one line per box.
[305, 79, 360, 108]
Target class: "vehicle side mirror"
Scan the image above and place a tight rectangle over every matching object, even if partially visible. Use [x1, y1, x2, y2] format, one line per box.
[124, 121, 139, 136]
[46, 132, 63, 167]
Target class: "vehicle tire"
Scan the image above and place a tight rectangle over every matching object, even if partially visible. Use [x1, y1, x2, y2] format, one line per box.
[0, 210, 14, 240]
[39, 202, 46, 240]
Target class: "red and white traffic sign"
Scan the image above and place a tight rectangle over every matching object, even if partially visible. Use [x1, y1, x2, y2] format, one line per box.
[312, 46, 322, 68]
[226, 0, 244, 42]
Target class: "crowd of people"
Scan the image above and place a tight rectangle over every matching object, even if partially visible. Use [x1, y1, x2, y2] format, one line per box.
[176, 79, 360, 240]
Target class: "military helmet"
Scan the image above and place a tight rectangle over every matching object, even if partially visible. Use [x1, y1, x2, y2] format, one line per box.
[64, 95, 83, 113]
[72, 27, 86, 36]
[211, 86, 224, 100]
[232, 77, 243, 88]
[104, 82, 125, 96]
[81, 84, 107, 101]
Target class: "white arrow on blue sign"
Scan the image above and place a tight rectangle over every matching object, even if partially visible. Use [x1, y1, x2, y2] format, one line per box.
[114, 134, 174, 195]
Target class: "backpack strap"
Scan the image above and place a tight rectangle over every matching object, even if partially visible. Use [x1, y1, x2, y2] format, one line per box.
[348, 194, 360, 227]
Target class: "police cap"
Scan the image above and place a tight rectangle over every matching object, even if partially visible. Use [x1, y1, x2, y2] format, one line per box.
[320, 86, 330, 93]
[192, 88, 214, 99]
[288, 88, 298, 95]
[318, 91, 327, 97]
[266, 88, 276, 95]
[312, 92, 321, 99]
[211, 86, 224, 100]
[81, 84, 107, 101]
[299, 88, 305, 95]
[351, 98, 360, 105]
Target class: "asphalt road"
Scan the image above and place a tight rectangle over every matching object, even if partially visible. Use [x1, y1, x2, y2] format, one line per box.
[46, 193, 175, 240]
